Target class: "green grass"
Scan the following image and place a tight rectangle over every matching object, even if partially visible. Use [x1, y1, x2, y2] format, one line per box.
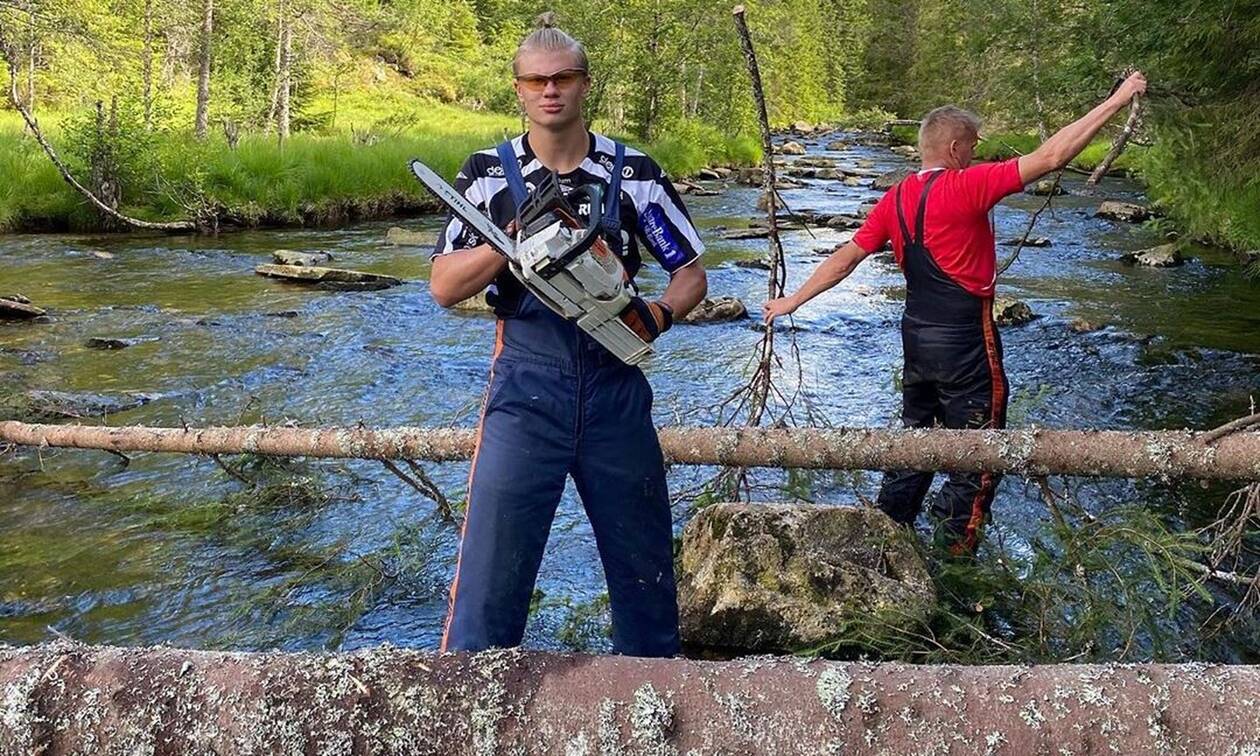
[0, 100, 759, 233]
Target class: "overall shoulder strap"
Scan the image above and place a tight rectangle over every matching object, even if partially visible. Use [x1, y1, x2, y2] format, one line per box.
[602, 141, 626, 239]
[914, 170, 944, 246]
[495, 140, 528, 207]
[895, 182, 914, 247]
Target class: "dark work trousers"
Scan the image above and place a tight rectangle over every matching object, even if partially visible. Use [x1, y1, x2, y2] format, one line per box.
[441, 295, 680, 657]
[876, 172, 1009, 553]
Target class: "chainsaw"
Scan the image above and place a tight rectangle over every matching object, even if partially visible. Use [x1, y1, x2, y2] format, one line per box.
[410, 159, 652, 365]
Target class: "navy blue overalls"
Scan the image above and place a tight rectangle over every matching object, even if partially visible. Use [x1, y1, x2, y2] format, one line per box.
[440, 141, 680, 656]
[875, 171, 1009, 552]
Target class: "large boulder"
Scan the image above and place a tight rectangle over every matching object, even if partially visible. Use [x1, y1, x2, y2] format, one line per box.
[871, 168, 913, 192]
[890, 145, 918, 158]
[678, 503, 935, 653]
[680, 297, 748, 324]
[790, 121, 815, 135]
[778, 141, 807, 156]
[1120, 243, 1183, 268]
[1095, 201, 1152, 223]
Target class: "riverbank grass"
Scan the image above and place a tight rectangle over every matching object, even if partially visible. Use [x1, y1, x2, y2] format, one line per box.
[0, 99, 760, 233]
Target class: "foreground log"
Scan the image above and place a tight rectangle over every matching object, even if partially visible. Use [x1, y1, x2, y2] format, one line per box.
[1, 643, 1256, 754]
[2, 421, 1259, 480]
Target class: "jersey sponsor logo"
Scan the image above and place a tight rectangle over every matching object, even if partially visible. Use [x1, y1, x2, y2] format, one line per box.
[598, 155, 615, 173]
[486, 164, 505, 177]
[641, 205, 684, 267]
[622, 165, 634, 179]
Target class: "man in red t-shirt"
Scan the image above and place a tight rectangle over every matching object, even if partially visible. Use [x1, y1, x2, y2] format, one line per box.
[765, 72, 1147, 552]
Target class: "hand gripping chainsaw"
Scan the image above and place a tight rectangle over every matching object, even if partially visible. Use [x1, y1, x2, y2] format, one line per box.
[409, 159, 653, 365]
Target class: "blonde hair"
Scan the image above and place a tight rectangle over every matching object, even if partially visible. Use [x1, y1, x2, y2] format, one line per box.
[513, 12, 589, 75]
[918, 106, 982, 152]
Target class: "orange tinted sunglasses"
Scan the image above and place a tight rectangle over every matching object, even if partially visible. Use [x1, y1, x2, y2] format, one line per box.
[514, 68, 588, 92]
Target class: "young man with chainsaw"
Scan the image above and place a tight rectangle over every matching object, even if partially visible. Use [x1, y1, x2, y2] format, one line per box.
[763, 72, 1148, 553]
[429, 15, 707, 656]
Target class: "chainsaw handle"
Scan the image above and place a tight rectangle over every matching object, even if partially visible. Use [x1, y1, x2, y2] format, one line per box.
[536, 183, 608, 277]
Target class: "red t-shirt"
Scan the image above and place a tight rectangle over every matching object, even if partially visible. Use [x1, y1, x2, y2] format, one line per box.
[853, 159, 1024, 298]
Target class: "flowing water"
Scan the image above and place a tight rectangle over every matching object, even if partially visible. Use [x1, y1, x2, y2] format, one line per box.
[2, 135, 1258, 657]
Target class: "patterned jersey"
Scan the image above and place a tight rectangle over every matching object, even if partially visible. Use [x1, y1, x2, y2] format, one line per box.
[433, 131, 704, 313]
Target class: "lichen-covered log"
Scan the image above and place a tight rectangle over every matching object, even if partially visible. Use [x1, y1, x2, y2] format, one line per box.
[1, 643, 1258, 755]
[3, 421, 1259, 480]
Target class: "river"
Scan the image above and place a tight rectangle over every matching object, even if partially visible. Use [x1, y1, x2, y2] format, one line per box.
[2, 134, 1258, 658]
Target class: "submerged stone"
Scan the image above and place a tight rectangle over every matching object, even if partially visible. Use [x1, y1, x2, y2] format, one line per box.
[1120, 243, 1183, 268]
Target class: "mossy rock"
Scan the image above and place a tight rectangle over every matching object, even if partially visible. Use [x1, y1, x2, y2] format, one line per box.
[677, 503, 935, 653]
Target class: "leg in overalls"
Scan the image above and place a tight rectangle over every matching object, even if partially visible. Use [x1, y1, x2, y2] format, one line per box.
[441, 301, 679, 656]
[876, 172, 1009, 552]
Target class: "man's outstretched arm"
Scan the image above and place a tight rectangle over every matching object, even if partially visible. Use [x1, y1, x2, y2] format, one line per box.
[1018, 71, 1147, 184]
[762, 240, 869, 324]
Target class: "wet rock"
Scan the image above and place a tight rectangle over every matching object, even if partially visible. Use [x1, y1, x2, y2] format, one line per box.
[790, 121, 815, 134]
[722, 228, 771, 241]
[1120, 243, 1183, 268]
[993, 298, 1036, 326]
[778, 141, 806, 156]
[12, 389, 157, 422]
[733, 258, 772, 271]
[673, 180, 721, 196]
[826, 214, 865, 230]
[999, 236, 1052, 247]
[1069, 317, 1106, 334]
[870, 168, 913, 192]
[86, 336, 159, 350]
[794, 156, 839, 168]
[855, 158, 876, 169]
[263, 310, 300, 318]
[0, 297, 45, 319]
[890, 145, 918, 158]
[272, 249, 333, 267]
[677, 502, 935, 652]
[824, 140, 848, 152]
[842, 176, 864, 187]
[696, 168, 728, 181]
[90, 250, 115, 260]
[736, 167, 763, 186]
[451, 292, 494, 313]
[680, 297, 748, 324]
[1096, 200, 1152, 223]
[384, 226, 436, 247]
[255, 264, 402, 290]
[1025, 179, 1064, 196]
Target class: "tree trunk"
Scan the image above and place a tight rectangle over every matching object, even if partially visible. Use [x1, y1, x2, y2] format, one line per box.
[194, 0, 213, 140]
[142, 0, 153, 130]
[264, 9, 283, 132]
[732, 5, 787, 426]
[25, 17, 35, 113]
[2, 643, 1257, 754]
[2, 421, 1258, 480]
[1087, 94, 1142, 186]
[277, 11, 291, 141]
